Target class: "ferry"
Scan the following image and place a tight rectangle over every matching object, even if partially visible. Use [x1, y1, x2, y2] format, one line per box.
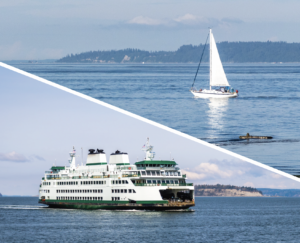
[38, 139, 195, 210]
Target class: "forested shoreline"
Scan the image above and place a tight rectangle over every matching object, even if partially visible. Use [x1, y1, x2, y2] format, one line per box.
[57, 41, 300, 63]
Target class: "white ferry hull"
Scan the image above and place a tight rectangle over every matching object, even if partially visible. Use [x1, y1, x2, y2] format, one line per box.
[191, 90, 238, 98]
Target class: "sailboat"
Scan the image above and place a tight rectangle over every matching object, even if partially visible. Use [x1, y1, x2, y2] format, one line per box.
[190, 29, 238, 98]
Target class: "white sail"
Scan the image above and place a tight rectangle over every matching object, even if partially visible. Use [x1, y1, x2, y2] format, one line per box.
[210, 29, 229, 87]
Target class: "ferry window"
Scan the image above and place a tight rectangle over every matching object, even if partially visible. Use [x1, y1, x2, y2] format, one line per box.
[149, 164, 153, 167]
[76, 182, 78, 185]
[118, 197, 120, 200]
[120, 189, 123, 193]
[126, 180, 128, 184]
[175, 180, 179, 184]
[98, 190, 101, 193]
[165, 172, 169, 176]
[170, 172, 174, 176]
[156, 171, 160, 176]
[153, 180, 157, 184]
[157, 180, 161, 184]
[112, 197, 114, 201]
[166, 180, 170, 184]
[88, 181, 91, 185]
[96, 181, 98, 184]
[178, 172, 181, 176]
[133, 190, 136, 193]
[112, 189, 114, 193]
[146, 171, 151, 175]
[112, 180, 115, 184]
[124, 189, 127, 193]
[147, 180, 151, 184]
[170, 180, 174, 184]
[151, 171, 155, 176]
[142, 171, 146, 175]
[122, 180, 125, 184]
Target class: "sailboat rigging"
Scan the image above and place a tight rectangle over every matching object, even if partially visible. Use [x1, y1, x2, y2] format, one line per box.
[190, 29, 238, 98]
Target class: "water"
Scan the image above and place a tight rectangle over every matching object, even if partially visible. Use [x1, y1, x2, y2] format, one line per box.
[8, 63, 300, 175]
[1, 197, 300, 242]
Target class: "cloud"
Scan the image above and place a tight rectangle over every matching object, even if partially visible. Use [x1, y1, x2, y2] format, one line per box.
[182, 161, 234, 181]
[174, 14, 217, 27]
[125, 14, 243, 30]
[0, 152, 29, 162]
[127, 16, 164, 26]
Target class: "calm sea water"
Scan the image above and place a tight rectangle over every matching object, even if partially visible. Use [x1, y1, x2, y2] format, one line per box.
[8, 63, 300, 175]
[1, 197, 300, 242]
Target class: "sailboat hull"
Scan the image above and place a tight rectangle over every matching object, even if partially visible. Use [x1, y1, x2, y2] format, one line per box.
[191, 90, 238, 98]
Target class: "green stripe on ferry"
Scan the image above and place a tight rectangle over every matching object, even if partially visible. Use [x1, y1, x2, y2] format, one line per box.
[41, 199, 168, 204]
[135, 160, 177, 165]
[86, 163, 107, 166]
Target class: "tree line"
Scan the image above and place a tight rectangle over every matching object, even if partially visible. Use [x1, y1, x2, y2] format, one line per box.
[195, 184, 262, 193]
[57, 41, 300, 63]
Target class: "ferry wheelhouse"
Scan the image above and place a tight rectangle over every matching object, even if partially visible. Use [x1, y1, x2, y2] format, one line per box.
[39, 139, 195, 210]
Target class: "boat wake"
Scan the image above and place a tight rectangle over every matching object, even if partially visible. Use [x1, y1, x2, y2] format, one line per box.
[0, 205, 48, 210]
[203, 138, 300, 147]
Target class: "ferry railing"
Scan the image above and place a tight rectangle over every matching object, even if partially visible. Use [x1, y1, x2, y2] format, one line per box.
[137, 167, 179, 171]
[45, 174, 122, 180]
[135, 183, 193, 187]
[139, 173, 182, 177]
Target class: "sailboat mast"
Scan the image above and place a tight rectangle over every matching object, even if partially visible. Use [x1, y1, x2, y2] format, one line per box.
[209, 29, 212, 90]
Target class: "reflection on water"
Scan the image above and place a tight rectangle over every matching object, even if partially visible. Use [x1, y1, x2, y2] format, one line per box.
[206, 98, 229, 138]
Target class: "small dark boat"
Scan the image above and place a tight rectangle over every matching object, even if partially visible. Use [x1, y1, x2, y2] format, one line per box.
[239, 133, 273, 140]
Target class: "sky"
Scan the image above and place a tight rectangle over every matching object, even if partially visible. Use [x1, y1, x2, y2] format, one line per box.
[1, 63, 300, 195]
[0, 0, 300, 60]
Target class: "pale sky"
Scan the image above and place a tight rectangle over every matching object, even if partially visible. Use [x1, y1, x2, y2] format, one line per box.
[1, 63, 300, 195]
[0, 0, 299, 60]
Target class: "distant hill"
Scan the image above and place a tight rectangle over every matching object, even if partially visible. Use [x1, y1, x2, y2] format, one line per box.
[57, 41, 300, 63]
[195, 184, 263, 197]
